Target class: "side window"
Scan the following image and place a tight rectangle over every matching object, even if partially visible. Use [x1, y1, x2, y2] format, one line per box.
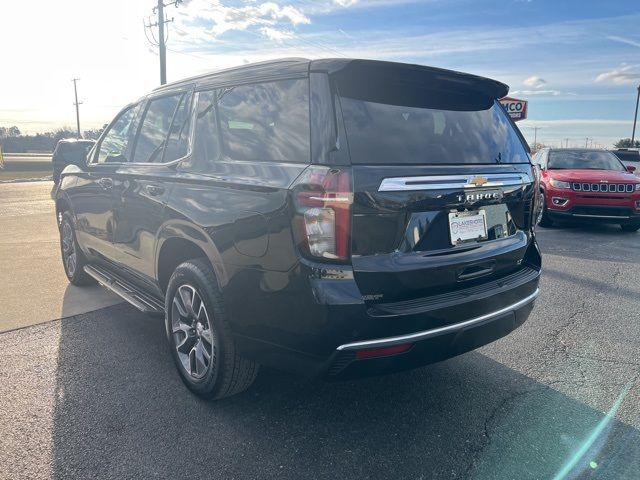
[162, 93, 193, 163]
[95, 104, 139, 164]
[216, 79, 309, 162]
[131, 94, 181, 164]
[181, 90, 220, 173]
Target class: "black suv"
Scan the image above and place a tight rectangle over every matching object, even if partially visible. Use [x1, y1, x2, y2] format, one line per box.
[52, 138, 95, 183]
[55, 58, 541, 399]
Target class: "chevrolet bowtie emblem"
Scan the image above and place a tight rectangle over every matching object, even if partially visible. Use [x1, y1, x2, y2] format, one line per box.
[469, 176, 489, 187]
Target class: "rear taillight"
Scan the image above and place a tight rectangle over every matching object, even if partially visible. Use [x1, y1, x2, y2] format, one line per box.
[292, 166, 352, 262]
[532, 165, 542, 227]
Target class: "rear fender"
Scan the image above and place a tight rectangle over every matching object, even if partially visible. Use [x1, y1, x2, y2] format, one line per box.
[155, 221, 228, 288]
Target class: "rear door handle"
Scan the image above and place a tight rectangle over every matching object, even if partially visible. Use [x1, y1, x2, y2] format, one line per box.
[145, 184, 165, 196]
[98, 177, 113, 189]
[457, 264, 494, 281]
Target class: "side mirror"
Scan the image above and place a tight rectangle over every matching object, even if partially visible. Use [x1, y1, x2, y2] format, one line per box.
[626, 165, 637, 173]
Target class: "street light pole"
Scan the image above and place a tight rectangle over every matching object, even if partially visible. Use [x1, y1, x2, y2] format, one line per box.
[632, 84, 640, 146]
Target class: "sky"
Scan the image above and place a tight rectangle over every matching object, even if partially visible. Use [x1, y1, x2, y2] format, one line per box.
[1, 0, 639, 148]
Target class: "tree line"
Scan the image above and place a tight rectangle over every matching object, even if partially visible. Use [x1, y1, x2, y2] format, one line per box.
[0, 125, 107, 153]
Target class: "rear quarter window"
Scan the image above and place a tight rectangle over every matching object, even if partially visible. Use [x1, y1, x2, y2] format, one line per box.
[216, 78, 310, 163]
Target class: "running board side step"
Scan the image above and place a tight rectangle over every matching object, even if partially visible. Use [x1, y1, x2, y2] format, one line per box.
[84, 265, 165, 316]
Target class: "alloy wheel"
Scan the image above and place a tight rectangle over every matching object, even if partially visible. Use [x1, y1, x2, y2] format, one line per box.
[61, 221, 77, 277]
[170, 285, 215, 380]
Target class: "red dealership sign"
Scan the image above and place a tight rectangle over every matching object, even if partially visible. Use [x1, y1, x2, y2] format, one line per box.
[499, 96, 528, 121]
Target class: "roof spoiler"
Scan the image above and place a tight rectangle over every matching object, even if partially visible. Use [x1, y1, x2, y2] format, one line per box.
[311, 59, 509, 100]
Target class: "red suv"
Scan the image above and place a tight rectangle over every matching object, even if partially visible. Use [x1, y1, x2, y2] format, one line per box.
[533, 148, 640, 231]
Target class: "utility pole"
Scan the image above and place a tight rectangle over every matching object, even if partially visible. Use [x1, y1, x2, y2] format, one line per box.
[632, 84, 640, 146]
[564, 138, 569, 148]
[144, 0, 182, 85]
[72, 78, 82, 139]
[531, 126, 541, 146]
[157, 0, 166, 85]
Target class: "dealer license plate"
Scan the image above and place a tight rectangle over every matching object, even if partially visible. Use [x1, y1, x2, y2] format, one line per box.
[449, 210, 488, 245]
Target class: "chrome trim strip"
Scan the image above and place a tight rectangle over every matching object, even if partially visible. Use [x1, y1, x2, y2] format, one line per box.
[572, 214, 630, 219]
[378, 173, 531, 192]
[336, 288, 540, 351]
[84, 265, 165, 314]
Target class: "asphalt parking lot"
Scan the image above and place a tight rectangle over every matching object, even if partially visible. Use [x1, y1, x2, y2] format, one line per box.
[0, 181, 639, 479]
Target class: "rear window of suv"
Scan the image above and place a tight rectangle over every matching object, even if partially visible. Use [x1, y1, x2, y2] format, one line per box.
[337, 79, 529, 165]
[56, 142, 93, 163]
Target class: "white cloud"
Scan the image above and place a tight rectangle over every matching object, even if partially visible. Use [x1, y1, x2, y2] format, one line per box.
[180, 0, 310, 38]
[510, 89, 573, 96]
[333, 0, 359, 6]
[595, 64, 640, 84]
[607, 36, 640, 49]
[259, 27, 295, 42]
[523, 76, 546, 88]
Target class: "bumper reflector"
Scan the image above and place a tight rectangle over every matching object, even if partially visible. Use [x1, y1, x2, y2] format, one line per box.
[355, 343, 413, 360]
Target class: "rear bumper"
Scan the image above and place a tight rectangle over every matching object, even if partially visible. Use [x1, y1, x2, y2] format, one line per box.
[325, 286, 538, 380]
[337, 289, 539, 352]
[233, 258, 541, 380]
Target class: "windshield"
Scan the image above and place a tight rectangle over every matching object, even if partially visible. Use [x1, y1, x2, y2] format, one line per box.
[548, 150, 625, 170]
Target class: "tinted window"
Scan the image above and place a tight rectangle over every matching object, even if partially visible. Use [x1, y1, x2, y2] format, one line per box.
[611, 150, 640, 162]
[338, 85, 528, 165]
[96, 105, 139, 164]
[548, 150, 626, 171]
[131, 94, 181, 163]
[56, 142, 94, 164]
[216, 79, 309, 162]
[162, 93, 193, 163]
[181, 90, 221, 173]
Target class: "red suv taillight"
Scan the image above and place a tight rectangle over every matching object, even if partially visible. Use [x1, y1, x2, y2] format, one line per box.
[292, 166, 352, 262]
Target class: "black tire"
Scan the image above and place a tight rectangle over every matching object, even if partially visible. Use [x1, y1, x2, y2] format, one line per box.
[537, 193, 554, 228]
[59, 211, 96, 286]
[621, 224, 640, 232]
[165, 258, 259, 399]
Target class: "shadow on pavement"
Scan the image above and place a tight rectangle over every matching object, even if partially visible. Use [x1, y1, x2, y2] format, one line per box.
[543, 267, 640, 302]
[51, 304, 640, 479]
[536, 222, 639, 264]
